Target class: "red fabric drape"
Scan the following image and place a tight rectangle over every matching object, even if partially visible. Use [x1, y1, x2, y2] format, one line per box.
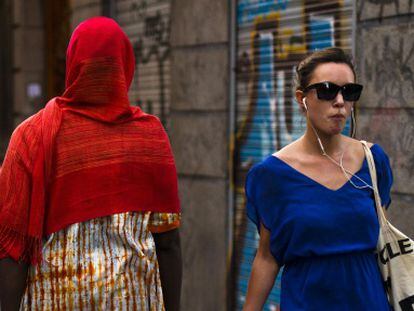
[0, 17, 180, 264]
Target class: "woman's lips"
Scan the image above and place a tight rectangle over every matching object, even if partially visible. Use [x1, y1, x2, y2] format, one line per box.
[329, 114, 346, 120]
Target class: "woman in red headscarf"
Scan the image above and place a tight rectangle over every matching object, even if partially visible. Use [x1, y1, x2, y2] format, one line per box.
[0, 17, 181, 311]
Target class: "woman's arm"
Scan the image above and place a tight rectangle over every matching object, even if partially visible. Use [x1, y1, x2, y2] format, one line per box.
[153, 228, 182, 311]
[243, 224, 280, 311]
[0, 257, 29, 311]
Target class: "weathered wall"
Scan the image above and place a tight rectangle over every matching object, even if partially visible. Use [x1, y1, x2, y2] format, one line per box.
[11, 0, 45, 126]
[169, 0, 230, 309]
[356, 0, 414, 238]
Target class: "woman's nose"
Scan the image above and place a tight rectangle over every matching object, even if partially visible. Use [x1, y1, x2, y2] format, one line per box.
[333, 91, 345, 107]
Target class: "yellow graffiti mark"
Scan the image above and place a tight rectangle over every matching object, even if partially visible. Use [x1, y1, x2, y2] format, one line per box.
[276, 28, 307, 60]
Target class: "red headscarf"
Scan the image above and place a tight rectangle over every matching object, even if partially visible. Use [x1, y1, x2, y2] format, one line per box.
[0, 17, 180, 264]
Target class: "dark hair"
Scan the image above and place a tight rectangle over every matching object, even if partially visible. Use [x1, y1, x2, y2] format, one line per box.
[295, 47, 356, 91]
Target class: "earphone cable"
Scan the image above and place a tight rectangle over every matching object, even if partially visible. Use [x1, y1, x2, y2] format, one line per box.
[309, 118, 374, 191]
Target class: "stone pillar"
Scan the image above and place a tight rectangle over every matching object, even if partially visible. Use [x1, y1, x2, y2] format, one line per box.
[170, 0, 230, 309]
[356, 1, 414, 237]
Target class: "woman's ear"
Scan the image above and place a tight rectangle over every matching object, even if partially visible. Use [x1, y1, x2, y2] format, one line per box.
[295, 90, 306, 113]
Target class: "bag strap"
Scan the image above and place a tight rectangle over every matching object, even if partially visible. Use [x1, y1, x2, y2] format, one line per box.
[360, 140, 388, 226]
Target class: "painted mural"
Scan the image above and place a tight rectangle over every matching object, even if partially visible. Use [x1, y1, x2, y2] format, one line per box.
[233, 0, 353, 309]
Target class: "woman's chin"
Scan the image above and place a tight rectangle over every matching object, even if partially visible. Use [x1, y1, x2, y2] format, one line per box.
[321, 124, 344, 136]
[314, 121, 346, 137]
[329, 126, 344, 135]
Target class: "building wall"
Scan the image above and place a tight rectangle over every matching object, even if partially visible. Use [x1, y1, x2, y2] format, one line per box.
[11, 0, 45, 127]
[0, 0, 86, 162]
[169, 0, 230, 309]
[356, 1, 414, 238]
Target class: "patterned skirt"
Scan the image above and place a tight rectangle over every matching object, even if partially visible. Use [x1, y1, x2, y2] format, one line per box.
[21, 212, 177, 311]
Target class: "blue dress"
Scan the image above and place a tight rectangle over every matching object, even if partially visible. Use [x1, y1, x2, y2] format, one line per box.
[246, 144, 393, 311]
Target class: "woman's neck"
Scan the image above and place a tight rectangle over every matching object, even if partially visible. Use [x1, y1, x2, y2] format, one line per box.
[301, 127, 344, 157]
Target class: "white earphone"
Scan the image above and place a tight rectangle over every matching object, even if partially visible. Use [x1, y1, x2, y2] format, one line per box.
[302, 97, 308, 111]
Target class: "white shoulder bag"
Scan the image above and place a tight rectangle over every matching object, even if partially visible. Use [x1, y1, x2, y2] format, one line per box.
[362, 141, 414, 311]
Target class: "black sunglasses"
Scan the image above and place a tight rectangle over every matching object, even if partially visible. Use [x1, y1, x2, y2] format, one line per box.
[304, 82, 363, 101]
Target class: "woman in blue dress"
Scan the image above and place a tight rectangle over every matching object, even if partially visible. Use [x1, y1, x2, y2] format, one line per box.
[243, 47, 393, 310]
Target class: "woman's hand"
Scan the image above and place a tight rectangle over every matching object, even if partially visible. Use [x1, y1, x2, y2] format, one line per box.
[0, 257, 29, 311]
[243, 224, 280, 311]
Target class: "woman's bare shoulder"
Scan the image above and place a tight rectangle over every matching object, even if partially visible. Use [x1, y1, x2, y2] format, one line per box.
[273, 139, 302, 160]
[345, 136, 374, 148]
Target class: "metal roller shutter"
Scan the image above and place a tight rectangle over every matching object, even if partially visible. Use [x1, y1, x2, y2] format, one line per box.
[233, 0, 354, 309]
[113, 0, 172, 127]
